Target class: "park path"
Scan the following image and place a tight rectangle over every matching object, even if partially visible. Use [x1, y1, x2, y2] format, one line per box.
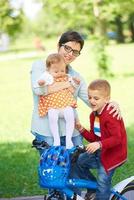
[0, 51, 38, 61]
[0, 196, 44, 200]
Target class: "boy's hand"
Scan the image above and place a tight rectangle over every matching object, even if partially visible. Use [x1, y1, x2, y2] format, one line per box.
[38, 79, 46, 86]
[86, 142, 101, 153]
[75, 120, 84, 132]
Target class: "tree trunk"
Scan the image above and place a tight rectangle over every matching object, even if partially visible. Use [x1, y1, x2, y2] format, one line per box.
[115, 15, 125, 43]
[128, 13, 134, 42]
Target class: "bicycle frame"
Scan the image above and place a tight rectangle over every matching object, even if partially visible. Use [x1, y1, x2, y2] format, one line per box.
[36, 144, 130, 200]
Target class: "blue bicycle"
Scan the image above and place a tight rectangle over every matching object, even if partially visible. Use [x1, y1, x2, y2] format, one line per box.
[32, 140, 134, 200]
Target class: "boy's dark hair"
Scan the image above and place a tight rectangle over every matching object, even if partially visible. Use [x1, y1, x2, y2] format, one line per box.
[46, 53, 65, 69]
[58, 31, 84, 50]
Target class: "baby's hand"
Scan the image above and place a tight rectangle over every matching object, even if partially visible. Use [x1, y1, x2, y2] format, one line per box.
[72, 77, 80, 85]
[86, 142, 101, 153]
[38, 79, 45, 86]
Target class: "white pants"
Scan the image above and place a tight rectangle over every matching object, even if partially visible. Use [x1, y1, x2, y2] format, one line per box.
[48, 106, 75, 149]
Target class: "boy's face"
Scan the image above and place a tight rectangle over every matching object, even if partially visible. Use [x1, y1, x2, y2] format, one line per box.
[49, 60, 66, 78]
[88, 89, 110, 113]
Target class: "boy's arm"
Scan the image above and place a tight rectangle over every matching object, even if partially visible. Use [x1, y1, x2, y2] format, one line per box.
[75, 120, 95, 142]
[75, 120, 101, 153]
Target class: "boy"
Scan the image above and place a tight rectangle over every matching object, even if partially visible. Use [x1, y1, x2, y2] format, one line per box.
[75, 79, 127, 200]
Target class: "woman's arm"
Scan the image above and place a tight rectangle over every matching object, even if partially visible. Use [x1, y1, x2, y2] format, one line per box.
[31, 60, 48, 95]
[77, 76, 90, 106]
[47, 81, 71, 94]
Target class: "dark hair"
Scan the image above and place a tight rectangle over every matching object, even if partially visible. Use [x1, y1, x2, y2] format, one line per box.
[46, 53, 65, 69]
[58, 31, 84, 50]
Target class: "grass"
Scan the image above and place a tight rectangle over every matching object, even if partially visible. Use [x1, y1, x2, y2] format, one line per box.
[0, 143, 45, 197]
[0, 38, 134, 197]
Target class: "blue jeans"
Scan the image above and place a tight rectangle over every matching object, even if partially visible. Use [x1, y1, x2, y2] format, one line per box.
[72, 150, 115, 200]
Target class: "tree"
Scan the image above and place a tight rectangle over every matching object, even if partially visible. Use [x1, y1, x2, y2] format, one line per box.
[0, 0, 24, 37]
[92, 0, 113, 77]
[34, 0, 134, 76]
[38, 0, 95, 36]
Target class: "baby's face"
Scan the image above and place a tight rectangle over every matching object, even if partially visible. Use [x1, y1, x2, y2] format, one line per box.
[49, 61, 66, 78]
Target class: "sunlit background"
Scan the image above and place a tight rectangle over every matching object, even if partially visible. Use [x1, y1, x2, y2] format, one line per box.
[0, 0, 134, 198]
[10, 0, 42, 19]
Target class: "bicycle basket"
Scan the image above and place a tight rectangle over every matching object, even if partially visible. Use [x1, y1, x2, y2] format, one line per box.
[38, 146, 70, 189]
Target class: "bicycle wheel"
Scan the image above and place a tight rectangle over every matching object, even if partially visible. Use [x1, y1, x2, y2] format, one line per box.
[44, 193, 65, 200]
[111, 181, 134, 200]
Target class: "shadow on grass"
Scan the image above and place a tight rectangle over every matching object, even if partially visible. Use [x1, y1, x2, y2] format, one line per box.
[0, 142, 46, 198]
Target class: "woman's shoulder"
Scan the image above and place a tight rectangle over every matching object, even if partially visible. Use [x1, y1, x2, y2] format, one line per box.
[32, 59, 44, 67]
[31, 59, 46, 72]
[68, 66, 83, 78]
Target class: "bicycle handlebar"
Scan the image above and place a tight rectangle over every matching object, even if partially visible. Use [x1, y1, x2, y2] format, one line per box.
[32, 139, 86, 163]
[32, 139, 50, 149]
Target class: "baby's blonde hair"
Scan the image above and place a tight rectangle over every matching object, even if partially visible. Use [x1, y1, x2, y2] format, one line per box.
[88, 79, 111, 97]
[46, 53, 65, 69]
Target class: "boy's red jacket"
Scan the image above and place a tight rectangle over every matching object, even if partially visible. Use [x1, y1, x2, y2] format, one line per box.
[80, 105, 127, 172]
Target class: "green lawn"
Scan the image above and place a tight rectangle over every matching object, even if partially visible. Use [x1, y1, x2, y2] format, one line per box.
[0, 39, 134, 197]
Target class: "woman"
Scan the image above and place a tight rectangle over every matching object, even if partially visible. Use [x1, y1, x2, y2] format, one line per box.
[31, 30, 120, 152]
[31, 31, 121, 200]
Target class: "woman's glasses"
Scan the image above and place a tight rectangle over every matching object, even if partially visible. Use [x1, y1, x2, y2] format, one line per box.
[61, 44, 80, 57]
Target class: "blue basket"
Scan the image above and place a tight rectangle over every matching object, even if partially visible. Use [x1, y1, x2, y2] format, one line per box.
[38, 146, 70, 189]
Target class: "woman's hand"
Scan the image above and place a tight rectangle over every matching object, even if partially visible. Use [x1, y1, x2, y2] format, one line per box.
[107, 101, 121, 120]
[48, 81, 71, 94]
[68, 86, 75, 94]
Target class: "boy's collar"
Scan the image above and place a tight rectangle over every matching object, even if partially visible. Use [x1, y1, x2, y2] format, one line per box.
[95, 103, 108, 116]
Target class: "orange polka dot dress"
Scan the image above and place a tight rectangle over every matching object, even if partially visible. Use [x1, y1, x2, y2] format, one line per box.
[39, 76, 77, 117]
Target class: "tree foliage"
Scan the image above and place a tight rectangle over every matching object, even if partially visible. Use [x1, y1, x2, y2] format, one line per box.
[35, 0, 134, 76]
[36, 0, 134, 39]
[35, 0, 95, 36]
[0, 0, 24, 37]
